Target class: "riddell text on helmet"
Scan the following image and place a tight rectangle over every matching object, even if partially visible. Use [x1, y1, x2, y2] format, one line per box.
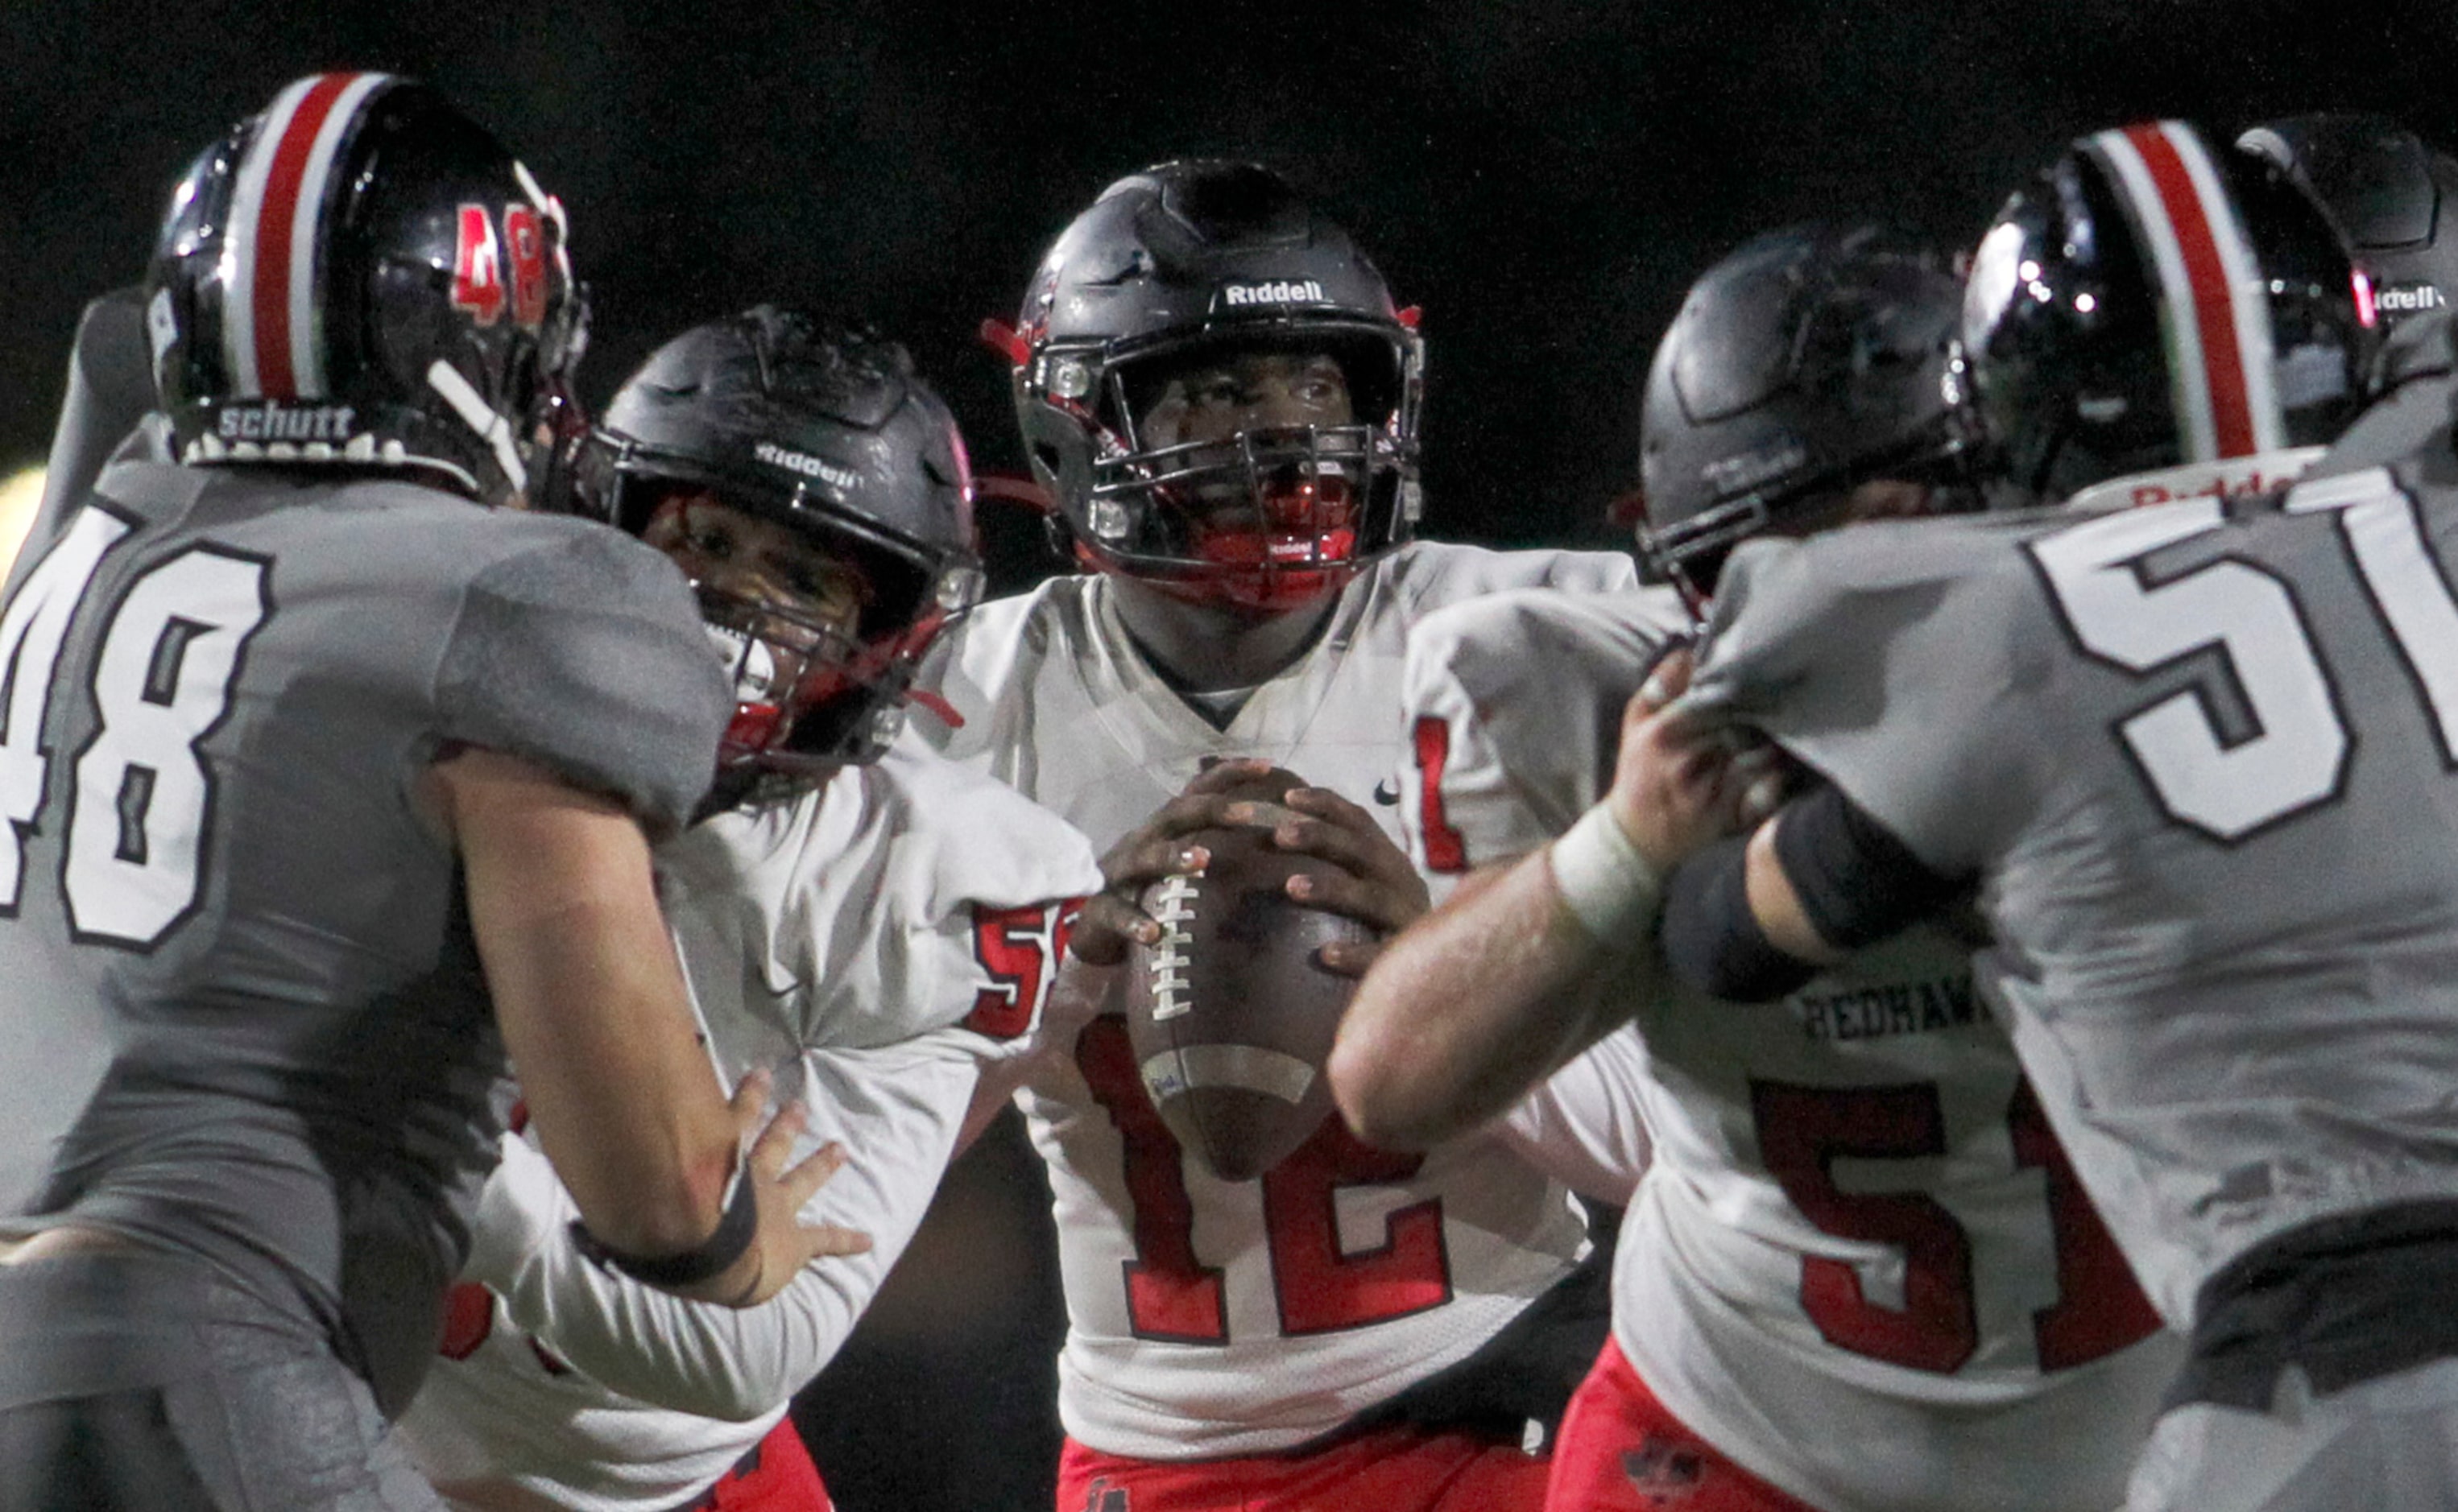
[1218, 279, 1326, 307]
[753, 440, 862, 493]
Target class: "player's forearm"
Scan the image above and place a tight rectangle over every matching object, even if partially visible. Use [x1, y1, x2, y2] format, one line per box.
[1331, 853, 1628, 1151]
[446, 749, 741, 1258]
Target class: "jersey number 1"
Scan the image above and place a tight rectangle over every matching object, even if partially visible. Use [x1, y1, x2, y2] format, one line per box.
[0, 506, 272, 947]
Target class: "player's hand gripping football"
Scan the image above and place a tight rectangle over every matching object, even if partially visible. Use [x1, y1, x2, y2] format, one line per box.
[1073, 758, 1291, 966]
[1243, 783, 1429, 979]
[1072, 758, 1430, 979]
[1606, 647, 1786, 872]
[685, 1068, 874, 1308]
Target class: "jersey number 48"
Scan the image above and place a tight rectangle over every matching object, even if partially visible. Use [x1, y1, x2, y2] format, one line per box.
[0, 506, 271, 948]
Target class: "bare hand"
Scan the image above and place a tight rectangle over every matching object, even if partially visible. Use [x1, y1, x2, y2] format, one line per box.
[1073, 758, 1280, 965]
[1247, 785, 1430, 978]
[1603, 648, 1771, 871]
[685, 1069, 872, 1308]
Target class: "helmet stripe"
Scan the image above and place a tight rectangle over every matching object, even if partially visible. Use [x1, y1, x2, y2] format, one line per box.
[2092, 122, 2282, 461]
[218, 75, 323, 398]
[2155, 121, 2284, 455]
[222, 72, 387, 400]
[280, 72, 391, 398]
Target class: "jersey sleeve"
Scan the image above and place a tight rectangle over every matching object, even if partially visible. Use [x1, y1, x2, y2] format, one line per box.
[888, 748, 1103, 1047]
[36, 287, 157, 549]
[461, 1031, 983, 1421]
[1490, 1023, 1655, 1206]
[434, 524, 728, 838]
[1689, 519, 2055, 878]
[1398, 588, 1690, 887]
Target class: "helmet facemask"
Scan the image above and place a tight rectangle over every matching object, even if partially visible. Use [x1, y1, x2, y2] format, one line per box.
[1049, 329, 1417, 613]
[602, 469, 981, 778]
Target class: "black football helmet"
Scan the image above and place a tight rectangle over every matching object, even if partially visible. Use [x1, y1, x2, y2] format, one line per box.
[147, 72, 586, 507]
[1634, 221, 1973, 603]
[991, 160, 1424, 613]
[2239, 114, 2458, 328]
[1964, 119, 2378, 506]
[573, 307, 983, 774]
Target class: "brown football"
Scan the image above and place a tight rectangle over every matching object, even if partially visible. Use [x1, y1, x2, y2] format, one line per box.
[1122, 767, 1379, 1182]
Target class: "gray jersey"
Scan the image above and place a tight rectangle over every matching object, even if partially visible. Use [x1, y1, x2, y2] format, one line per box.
[1693, 473, 2458, 1329]
[34, 288, 157, 556]
[0, 459, 725, 1412]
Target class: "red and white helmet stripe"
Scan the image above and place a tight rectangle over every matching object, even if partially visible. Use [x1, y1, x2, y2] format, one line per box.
[2088, 121, 2286, 462]
[219, 71, 395, 401]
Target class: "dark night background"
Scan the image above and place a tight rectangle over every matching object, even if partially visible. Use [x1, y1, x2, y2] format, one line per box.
[6, 2, 2456, 1506]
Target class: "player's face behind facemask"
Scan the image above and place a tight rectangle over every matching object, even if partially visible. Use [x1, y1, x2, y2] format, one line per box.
[639, 485, 882, 779]
[1104, 341, 1375, 616]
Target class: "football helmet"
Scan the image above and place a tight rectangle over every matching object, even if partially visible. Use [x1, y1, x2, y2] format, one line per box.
[993, 160, 1424, 613]
[1964, 119, 2378, 506]
[573, 307, 983, 773]
[2240, 114, 2458, 328]
[147, 72, 586, 507]
[1634, 221, 1972, 602]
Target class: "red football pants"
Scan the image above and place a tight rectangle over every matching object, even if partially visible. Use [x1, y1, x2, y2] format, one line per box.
[1058, 1423, 1550, 1511]
[688, 1417, 832, 1511]
[1544, 1338, 1818, 1512]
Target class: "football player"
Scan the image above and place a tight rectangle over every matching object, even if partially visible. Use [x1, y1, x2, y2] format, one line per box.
[1368, 122, 2406, 1512]
[921, 160, 1641, 1509]
[1337, 219, 2185, 1512]
[1674, 126, 2458, 1512]
[394, 308, 1103, 1512]
[0, 78, 840, 1510]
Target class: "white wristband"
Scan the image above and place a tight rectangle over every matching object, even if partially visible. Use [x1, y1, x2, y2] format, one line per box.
[1548, 802, 1663, 944]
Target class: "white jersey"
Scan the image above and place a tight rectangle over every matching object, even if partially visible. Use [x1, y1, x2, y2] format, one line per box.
[1401, 586, 2183, 1512]
[917, 541, 1636, 1458]
[395, 745, 1102, 1512]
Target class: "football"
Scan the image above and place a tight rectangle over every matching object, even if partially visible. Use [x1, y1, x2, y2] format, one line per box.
[1122, 767, 1379, 1182]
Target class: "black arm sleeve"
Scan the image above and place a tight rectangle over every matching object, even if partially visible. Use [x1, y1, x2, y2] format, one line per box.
[1772, 782, 1967, 950]
[1660, 834, 1820, 1003]
[1660, 783, 1968, 1004]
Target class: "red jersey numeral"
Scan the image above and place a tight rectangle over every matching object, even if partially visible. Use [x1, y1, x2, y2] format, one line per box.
[1263, 1118, 1450, 1333]
[1078, 1016, 1227, 1343]
[504, 203, 548, 329]
[1749, 1076, 2160, 1375]
[1752, 1080, 1978, 1373]
[1411, 716, 1469, 874]
[437, 1281, 495, 1361]
[451, 204, 505, 326]
[1074, 1016, 1453, 1343]
[965, 898, 1080, 1040]
[437, 1281, 570, 1376]
[2009, 1080, 2162, 1368]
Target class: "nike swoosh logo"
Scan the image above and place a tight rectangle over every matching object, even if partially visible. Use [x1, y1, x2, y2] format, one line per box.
[1372, 779, 1401, 807]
